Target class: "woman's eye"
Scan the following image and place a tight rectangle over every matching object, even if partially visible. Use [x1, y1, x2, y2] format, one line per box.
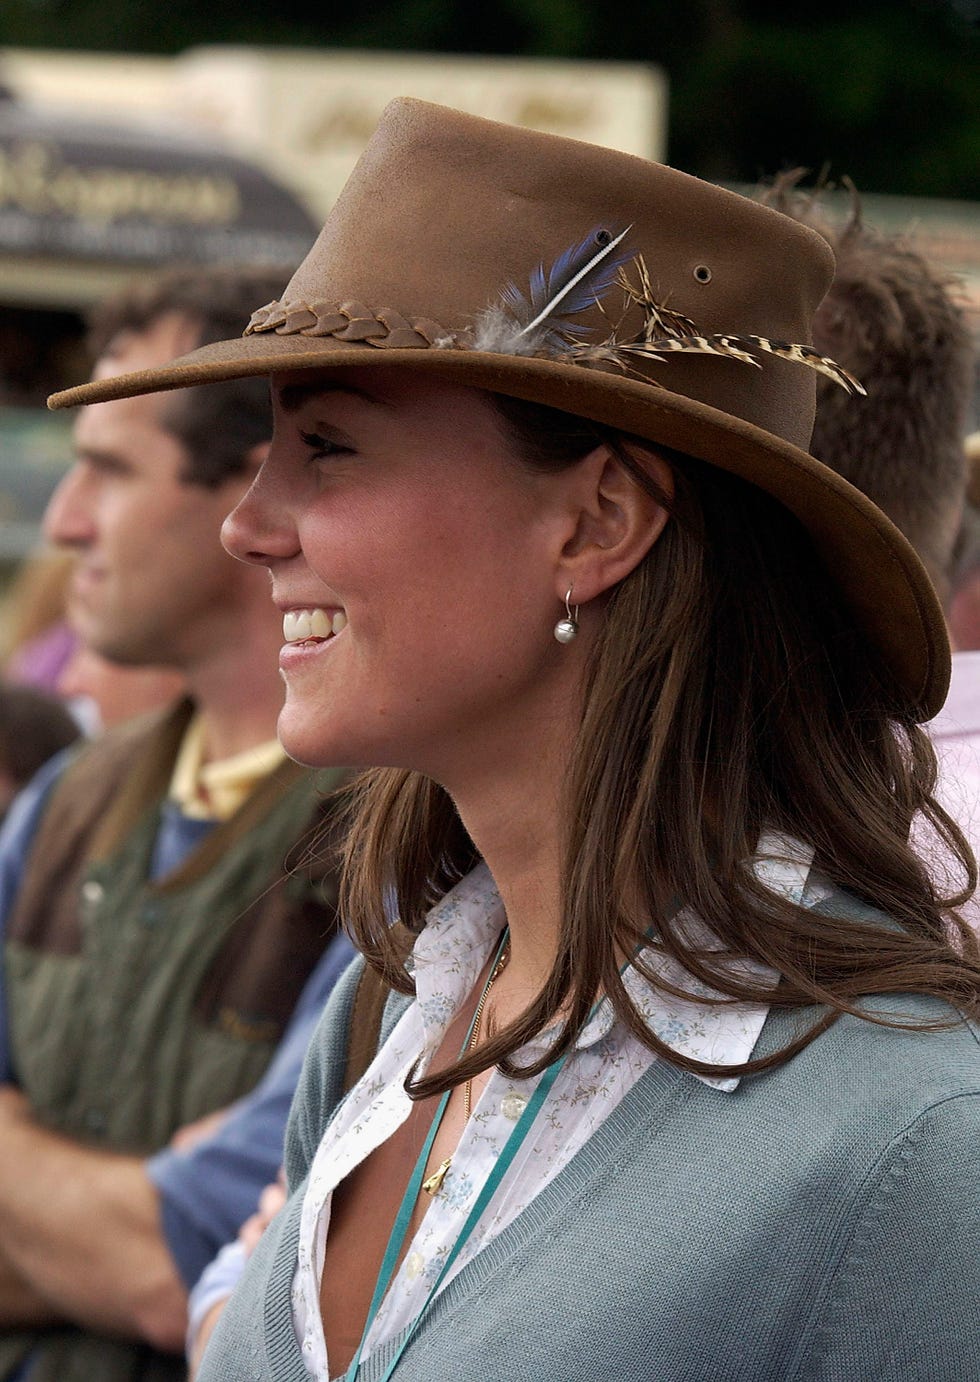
[299, 429, 349, 461]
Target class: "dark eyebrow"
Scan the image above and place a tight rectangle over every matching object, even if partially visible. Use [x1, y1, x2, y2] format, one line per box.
[277, 380, 390, 413]
[75, 447, 131, 474]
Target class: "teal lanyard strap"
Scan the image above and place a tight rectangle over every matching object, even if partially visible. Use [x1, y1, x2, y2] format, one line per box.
[344, 930, 512, 1379]
[370, 1052, 565, 1382]
[346, 1083, 453, 1373]
[341, 1051, 564, 1381]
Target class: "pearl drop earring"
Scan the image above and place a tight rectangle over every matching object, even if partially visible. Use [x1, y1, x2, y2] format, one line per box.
[554, 587, 579, 644]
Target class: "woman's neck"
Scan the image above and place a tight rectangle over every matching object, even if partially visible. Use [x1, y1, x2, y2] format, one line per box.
[452, 778, 565, 1019]
[438, 666, 582, 1013]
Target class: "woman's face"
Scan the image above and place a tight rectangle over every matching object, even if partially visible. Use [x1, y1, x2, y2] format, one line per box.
[222, 367, 585, 781]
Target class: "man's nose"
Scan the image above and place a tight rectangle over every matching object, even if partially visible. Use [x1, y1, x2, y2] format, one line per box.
[42, 466, 95, 549]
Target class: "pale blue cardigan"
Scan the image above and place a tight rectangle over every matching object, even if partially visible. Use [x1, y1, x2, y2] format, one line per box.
[198, 935, 980, 1381]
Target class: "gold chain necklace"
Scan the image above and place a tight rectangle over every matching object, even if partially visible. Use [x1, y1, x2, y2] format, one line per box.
[421, 934, 511, 1196]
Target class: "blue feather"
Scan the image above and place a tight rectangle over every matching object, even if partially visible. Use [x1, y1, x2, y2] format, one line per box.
[475, 225, 633, 356]
[535, 225, 634, 325]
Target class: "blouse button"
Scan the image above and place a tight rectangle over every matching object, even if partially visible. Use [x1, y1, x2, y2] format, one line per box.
[501, 1092, 527, 1121]
[405, 1251, 424, 1280]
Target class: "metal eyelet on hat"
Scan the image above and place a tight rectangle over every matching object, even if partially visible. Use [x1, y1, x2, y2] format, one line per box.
[693, 264, 712, 283]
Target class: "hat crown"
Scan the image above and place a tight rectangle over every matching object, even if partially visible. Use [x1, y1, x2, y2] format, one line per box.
[280, 97, 835, 451]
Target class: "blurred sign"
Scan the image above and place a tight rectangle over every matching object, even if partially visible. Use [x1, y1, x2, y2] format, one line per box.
[0, 47, 666, 225]
[0, 94, 319, 284]
[178, 49, 666, 222]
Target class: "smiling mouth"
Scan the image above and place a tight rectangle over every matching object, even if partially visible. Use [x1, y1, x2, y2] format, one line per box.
[282, 608, 348, 644]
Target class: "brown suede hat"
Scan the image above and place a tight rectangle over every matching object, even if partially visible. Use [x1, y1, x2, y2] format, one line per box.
[48, 97, 948, 720]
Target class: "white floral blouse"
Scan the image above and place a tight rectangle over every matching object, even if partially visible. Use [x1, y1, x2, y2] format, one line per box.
[293, 832, 826, 1379]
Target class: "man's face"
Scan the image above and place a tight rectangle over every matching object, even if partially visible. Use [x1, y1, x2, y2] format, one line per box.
[43, 314, 254, 671]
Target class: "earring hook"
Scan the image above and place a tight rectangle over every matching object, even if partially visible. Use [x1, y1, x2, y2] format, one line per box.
[553, 586, 580, 644]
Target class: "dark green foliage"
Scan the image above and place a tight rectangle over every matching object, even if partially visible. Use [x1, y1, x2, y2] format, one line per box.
[0, 0, 977, 197]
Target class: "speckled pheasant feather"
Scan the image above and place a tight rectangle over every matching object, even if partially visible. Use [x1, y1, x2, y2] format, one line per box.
[602, 333, 867, 396]
[616, 256, 699, 340]
[601, 251, 867, 394]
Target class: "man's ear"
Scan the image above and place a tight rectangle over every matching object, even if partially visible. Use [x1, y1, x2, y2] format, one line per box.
[555, 443, 673, 605]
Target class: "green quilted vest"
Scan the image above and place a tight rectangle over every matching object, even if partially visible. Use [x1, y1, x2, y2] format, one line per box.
[1, 702, 344, 1382]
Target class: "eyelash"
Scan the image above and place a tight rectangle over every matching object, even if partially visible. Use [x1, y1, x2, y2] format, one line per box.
[299, 430, 349, 461]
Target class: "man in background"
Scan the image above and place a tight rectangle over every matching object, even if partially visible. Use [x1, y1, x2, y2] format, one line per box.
[0, 269, 354, 1382]
[769, 179, 978, 900]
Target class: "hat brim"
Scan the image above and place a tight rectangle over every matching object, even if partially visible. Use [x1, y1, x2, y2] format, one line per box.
[48, 331, 949, 722]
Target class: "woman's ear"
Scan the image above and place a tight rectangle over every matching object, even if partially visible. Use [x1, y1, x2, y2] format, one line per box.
[556, 443, 673, 604]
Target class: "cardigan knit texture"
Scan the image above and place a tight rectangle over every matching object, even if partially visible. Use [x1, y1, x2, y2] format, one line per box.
[198, 939, 980, 1382]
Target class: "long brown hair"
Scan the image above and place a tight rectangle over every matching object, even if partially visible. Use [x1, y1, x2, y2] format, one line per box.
[336, 393, 980, 1096]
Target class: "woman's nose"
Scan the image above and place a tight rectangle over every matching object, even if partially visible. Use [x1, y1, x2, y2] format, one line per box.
[221, 468, 300, 568]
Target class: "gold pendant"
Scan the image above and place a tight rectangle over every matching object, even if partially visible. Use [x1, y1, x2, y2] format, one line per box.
[421, 1157, 452, 1196]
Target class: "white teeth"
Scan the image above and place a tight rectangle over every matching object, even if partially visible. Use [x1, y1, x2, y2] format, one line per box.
[282, 608, 347, 644]
[283, 610, 312, 642]
[310, 608, 332, 638]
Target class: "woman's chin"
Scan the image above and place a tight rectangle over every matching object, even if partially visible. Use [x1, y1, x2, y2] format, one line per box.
[276, 705, 345, 770]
